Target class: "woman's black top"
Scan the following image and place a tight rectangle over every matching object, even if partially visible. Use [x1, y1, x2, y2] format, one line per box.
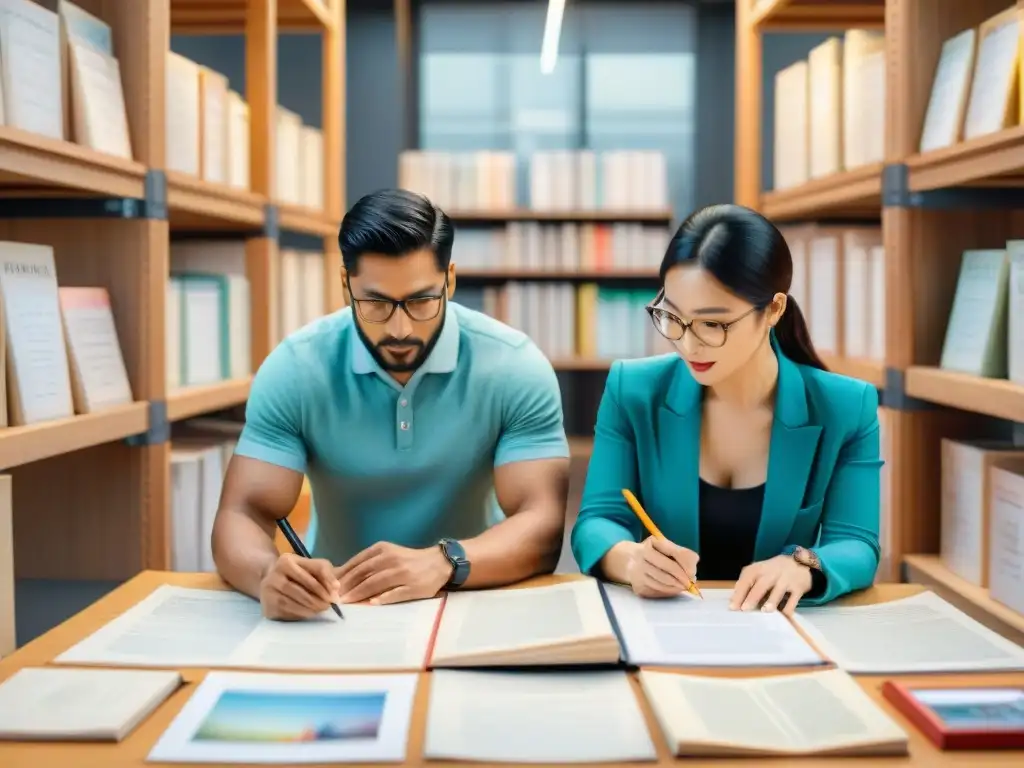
[697, 478, 766, 581]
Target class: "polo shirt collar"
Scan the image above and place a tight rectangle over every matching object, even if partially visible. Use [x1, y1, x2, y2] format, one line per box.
[350, 303, 460, 376]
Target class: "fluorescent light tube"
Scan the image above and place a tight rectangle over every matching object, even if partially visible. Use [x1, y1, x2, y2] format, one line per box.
[540, 0, 566, 74]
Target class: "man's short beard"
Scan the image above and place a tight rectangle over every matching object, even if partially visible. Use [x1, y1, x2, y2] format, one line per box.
[354, 302, 446, 373]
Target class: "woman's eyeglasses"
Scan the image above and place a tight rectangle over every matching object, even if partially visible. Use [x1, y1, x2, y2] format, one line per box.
[645, 291, 761, 348]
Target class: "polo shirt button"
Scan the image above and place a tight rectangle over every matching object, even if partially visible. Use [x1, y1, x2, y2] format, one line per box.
[400, 399, 408, 407]
[400, 421, 410, 430]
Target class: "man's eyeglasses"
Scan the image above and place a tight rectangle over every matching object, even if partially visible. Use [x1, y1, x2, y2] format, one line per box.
[347, 276, 447, 324]
[646, 291, 761, 348]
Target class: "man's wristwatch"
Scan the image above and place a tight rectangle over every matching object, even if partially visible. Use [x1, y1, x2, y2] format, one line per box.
[438, 538, 470, 589]
[792, 546, 821, 571]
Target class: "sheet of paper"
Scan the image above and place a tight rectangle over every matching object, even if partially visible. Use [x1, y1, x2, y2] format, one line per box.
[793, 591, 1024, 673]
[640, 668, 907, 755]
[148, 671, 417, 764]
[424, 670, 657, 763]
[55, 585, 441, 671]
[431, 580, 614, 661]
[603, 584, 823, 667]
[0, 667, 181, 740]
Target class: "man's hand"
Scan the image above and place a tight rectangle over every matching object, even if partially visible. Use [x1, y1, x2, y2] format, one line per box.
[730, 555, 813, 616]
[259, 553, 340, 620]
[335, 542, 453, 605]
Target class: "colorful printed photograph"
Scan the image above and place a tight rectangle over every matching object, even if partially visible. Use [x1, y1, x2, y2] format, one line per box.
[192, 689, 388, 743]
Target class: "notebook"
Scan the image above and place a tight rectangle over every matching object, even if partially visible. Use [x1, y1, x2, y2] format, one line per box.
[639, 668, 909, 757]
[0, 667, 182, 741]
[429, 579, 621, 667]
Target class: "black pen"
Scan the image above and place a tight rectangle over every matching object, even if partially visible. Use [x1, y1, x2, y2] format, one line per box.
[276, 518, 344, 620]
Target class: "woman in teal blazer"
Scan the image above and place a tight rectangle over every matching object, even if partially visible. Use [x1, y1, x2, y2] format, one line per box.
[571, 204, 882, 615]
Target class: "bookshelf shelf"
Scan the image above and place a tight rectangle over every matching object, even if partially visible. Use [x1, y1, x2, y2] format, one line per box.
[458, 269, 659, 282]
[751, 0, 885, 29]
[906, 125, 1024, 191]
[277, 203, 339, 237]
[904, 367, 1024, 423]
[166, 173, 266, 230]
[167, 380, 254, 422]
[903, 555, 1024, 646]
[0, 126, 146, 199]
[760, 163, 883, 221]
[820, 355, 885, 388]
[446, 209, 674, 224]
[170, 0, 334, 33]
[0, 403, 150, 472]
[551, 358, 614, 371]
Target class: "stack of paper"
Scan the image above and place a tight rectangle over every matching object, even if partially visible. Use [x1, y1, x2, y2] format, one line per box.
[430, 579, 621, 667]
[54, 585, 443, 671]
[603, 584, 823, 667]
[0, 667, 181, 742]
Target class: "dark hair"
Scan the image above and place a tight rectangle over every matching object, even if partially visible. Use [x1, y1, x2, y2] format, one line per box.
[660, 204, 827, 370]
[339, 188, 454, 273]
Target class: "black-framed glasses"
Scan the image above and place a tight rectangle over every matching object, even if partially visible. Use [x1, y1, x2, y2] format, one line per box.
[646, 291, 761, 348]
[347, 276, 447, 324]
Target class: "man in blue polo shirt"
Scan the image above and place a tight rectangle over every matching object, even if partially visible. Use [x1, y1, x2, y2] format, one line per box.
[212, 188, 571, 619]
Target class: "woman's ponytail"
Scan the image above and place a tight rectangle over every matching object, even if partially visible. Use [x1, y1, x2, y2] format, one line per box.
[774, 295, 828, 371]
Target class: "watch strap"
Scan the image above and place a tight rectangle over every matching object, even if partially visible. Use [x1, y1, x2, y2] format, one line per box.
[439, 538, 470, 589]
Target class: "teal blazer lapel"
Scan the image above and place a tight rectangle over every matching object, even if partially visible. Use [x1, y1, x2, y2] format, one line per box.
[754, 342, 823, 561]
[656, 364, 702, 551]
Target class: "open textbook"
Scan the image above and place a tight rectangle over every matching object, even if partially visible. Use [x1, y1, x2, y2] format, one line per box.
[0, 667, 182, 742]
[603, 584, 823, 667]
[792, 591, 1024, 673]
[639, 668, 909, 757]
[148, 671, 418, 764]
[424, 670, 657, 763]
[430, 579, 620, 667]
[54, 586, 442, 671]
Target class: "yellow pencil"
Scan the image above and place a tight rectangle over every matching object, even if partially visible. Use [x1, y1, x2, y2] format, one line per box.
[621, 488, 703, 599]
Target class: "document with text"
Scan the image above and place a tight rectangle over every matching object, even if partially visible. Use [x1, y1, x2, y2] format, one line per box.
[603, 585, 823, 667]
[424, 669, 657, 763]
[792, 591, 1024, 673]
[639, 668, 909, 757]
[55, 585, 442, 671]
[430, 579, 621, 667]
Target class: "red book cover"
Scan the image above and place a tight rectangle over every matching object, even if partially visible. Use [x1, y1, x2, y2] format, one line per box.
[422, 593, 448, 668]
[882, 681, 1024, 750]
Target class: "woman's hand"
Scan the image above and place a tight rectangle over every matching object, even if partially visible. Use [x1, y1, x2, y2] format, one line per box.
[626, 537, 699, 598]
[730, 555, 813, 615]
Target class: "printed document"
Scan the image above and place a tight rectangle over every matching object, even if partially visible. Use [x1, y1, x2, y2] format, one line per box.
[603, 584, 823, 667]
[424, 670, 657, 763]
[55, 585, 442, 670]
[430, 579, 620, 666]
[148, 671, 417, 764]
[0, 667, 181, 741]
[639, 668, 908, 757]
[792, 591, 1024, 673]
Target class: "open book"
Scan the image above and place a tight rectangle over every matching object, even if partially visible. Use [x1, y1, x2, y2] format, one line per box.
[0, 667, 182, 742]
[429, 579, 621, 667]
[639, 668, 909, 758]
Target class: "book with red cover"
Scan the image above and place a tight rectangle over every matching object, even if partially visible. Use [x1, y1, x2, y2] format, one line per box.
[882, 681, 1024, 750]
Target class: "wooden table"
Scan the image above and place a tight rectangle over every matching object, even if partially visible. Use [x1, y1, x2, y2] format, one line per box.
[1, 571, 1023, 767]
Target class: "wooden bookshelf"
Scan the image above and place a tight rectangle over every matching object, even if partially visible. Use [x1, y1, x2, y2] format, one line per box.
[458, 269, 659, 281]
[737, 0, 1024, 633]
[446, 209, 674, 224]
[0, 0, 346, 584]
[820, 354, 886, 388]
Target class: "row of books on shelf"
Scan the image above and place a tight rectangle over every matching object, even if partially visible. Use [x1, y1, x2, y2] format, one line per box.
[0, 241, 133, 429]
[458, 284, 673, 362]
[398, 149, 669, 213]
[939, 244, 1024, 385]
[452, 222, 669, 273]
[939, 438, 1024, 618]
[919, 7, 1023, 154]
[780, 225, 886, 364]
[0, 0, 325, 212]
[166, 242, 327, 390]
[773, 29, 885, 190]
